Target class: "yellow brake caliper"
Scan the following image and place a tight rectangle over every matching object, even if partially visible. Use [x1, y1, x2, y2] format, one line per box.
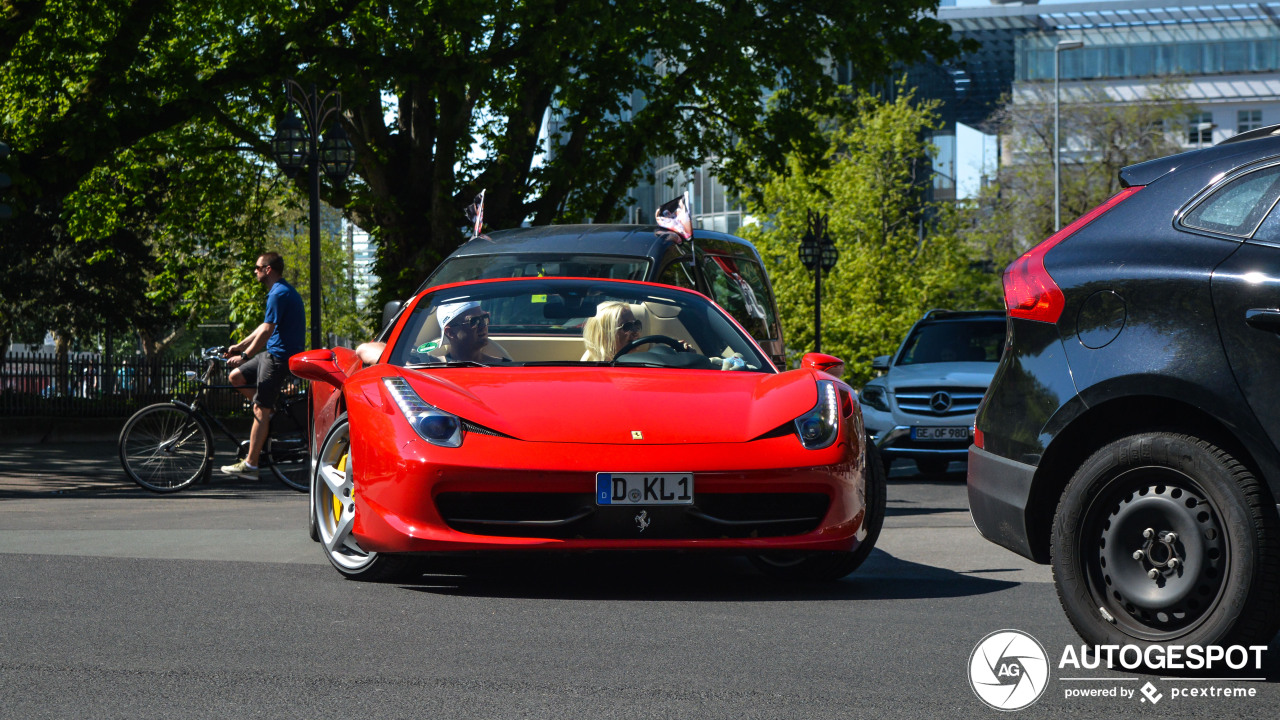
[333, 453, 349, 524]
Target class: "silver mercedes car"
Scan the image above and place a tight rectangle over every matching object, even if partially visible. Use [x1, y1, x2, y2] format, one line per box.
[858, 310, 1005, 475]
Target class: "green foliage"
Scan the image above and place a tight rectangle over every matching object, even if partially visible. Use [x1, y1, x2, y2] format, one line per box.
[326, 0, 966, 307]
[1, 0, 967, 329]
[741, 88, 999, 386]
[1, 0, 965, 355]
[64, 118, 289, 356]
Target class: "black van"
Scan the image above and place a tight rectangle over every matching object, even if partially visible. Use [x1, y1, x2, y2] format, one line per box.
[381, 224, 786, 368]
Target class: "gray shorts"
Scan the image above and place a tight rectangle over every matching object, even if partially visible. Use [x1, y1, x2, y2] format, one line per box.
[237, 352, 290, 409]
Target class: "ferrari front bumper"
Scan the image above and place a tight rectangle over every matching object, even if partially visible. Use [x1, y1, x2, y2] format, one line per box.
[349, 431, 868, 555]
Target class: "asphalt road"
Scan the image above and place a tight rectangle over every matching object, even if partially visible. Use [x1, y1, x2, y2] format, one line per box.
[2, 443, 1278, 719]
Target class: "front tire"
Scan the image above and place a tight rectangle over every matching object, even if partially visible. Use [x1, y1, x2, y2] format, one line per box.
[313, 414, 414, 581]
[119, 403, 212, 493]
[752, 441, 887, 581]
[1051, 433, 1280, 647]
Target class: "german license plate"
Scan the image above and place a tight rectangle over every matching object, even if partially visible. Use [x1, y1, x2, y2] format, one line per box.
[911, 426, 971, 442]
[596, 472, 693, 505]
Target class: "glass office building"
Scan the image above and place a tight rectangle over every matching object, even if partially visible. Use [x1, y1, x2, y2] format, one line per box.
[935, 1, 1280, 197]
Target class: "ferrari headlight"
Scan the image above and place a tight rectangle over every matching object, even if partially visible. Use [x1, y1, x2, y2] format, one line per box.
[383, 377, 463, 447]
[795, 380, 840, 450]
[859, 384, 890, 412]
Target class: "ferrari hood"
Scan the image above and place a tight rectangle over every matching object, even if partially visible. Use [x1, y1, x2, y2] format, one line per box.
[392, 367, 819, 444]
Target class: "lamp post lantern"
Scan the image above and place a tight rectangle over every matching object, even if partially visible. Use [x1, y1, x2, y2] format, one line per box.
[271, 80, 355, 350]
[1054, 39, 1084, 232]
[798, 211, 838, 353]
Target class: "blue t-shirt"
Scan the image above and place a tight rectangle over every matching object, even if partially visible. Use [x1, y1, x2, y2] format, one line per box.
[264, 279, 305, 358]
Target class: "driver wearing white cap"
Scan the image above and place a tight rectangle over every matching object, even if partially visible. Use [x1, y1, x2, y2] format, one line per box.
[436, 301, 506, 364]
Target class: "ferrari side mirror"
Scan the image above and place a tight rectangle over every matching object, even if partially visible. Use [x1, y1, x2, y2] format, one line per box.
[289, 349, 348, 389]
[801, 352, 845, 378]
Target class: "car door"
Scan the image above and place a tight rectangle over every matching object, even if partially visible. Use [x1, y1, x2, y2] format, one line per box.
[1205, 162, 1280, 451]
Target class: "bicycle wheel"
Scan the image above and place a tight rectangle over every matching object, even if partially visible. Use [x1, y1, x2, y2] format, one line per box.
[264, 429, 310, 492]
[119, 403, 213, 493]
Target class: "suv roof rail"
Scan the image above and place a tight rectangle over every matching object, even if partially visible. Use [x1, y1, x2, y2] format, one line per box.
[1218, 123, 1280, 146]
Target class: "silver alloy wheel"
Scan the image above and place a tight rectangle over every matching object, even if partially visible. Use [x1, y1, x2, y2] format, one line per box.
[314, 420, 379, 572]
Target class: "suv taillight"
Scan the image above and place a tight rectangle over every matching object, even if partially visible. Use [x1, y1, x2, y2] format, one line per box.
[1004, 185, 1143, 323]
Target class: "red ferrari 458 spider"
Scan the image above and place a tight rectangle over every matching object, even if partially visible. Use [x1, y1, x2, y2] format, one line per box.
[290, 276, 885, 582]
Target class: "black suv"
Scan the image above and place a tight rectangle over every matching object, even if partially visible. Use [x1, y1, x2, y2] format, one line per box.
[969, 126, 1280, 648]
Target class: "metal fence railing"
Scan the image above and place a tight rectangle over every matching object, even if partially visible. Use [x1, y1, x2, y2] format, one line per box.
[0, 352, 254, 418]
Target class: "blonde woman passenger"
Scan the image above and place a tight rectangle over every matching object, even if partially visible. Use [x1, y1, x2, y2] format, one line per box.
[582, 301, 643, 361]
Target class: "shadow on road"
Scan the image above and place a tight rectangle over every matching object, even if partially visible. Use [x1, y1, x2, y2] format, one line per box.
[394, 547, 1018, 603]
[0, 441, 303, 499]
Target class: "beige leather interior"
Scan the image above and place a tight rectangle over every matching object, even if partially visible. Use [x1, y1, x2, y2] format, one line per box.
[405, 300, 706, 363]
[635, 301, 700, 353]
[491, 335, 581, 361]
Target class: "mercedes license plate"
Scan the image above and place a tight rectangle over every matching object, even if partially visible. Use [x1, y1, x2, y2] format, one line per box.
[911, 426, 971, 442]
[596, 472, 693, 505]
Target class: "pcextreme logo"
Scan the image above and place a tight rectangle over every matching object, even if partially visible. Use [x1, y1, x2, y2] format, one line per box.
[968, 629, 1050, 711]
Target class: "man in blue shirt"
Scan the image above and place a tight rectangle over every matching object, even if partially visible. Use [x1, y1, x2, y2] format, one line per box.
[221, 251, 305, 479]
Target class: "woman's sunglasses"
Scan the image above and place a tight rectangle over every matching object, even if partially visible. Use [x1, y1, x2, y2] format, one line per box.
[617, 320, 642, 333]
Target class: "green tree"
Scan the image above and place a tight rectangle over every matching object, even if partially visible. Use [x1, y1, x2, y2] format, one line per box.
[1, 1, 967, 327]
[321, 1, 967, 308]
[741, 88, 996, 386]
[0, 0, 348, 357]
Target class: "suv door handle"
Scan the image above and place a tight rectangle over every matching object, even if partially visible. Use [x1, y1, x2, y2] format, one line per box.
[1245, 308, 1280, 331]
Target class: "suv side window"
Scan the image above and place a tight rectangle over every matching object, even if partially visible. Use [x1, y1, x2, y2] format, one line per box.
[700, 255, 776, 341]
[657, 253, 698, 290]
[1181, 164, 1280, 238]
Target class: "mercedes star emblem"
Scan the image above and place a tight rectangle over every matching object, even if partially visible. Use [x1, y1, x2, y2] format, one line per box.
[930, 391, 953, 413]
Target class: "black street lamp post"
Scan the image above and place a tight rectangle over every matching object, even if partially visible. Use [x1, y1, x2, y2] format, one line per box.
[798, 211, 838, 353]
[270, 80, 355, 350]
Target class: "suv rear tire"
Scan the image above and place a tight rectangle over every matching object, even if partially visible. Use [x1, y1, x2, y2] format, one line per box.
[1051, 432, 1280, 647]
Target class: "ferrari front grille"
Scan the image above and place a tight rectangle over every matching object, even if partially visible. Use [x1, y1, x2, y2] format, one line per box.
[435, 492, 829, 540]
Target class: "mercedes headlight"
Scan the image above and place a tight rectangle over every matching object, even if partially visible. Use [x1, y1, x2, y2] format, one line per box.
[384, 377, 463, 447]
[795, 380, 840, 450]
[858, 384, 890, 413]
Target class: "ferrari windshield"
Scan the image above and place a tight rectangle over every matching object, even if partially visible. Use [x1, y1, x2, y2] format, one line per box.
[388, 278, 771, 372]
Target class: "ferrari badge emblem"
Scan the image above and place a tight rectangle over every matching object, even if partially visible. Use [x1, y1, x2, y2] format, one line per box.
[635, 510, 651, 533]
[631, 430, 643, 440]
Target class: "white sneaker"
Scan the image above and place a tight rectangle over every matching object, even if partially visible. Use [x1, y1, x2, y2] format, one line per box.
[220, 459, 259, 480]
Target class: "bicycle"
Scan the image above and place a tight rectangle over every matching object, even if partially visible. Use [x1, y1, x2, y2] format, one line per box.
[117, 346, 310, 493]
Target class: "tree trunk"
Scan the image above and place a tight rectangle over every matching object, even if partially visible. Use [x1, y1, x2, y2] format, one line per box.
[138, 329, 163, 396]
[54, 331, 70, 397]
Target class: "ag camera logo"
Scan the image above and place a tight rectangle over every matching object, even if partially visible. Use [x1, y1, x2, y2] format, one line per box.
[969, 629, 1050, 711]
